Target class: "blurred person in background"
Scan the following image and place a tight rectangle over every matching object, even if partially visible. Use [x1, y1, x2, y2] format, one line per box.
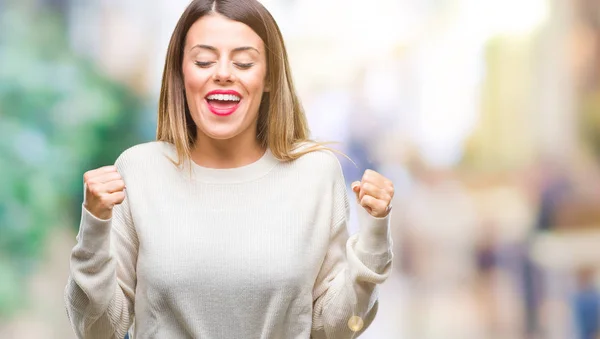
[401, 153, 482, 338]
[572, 267, 600, 339]
[523, 158, 571, 338]
[63, 0, 395, 338]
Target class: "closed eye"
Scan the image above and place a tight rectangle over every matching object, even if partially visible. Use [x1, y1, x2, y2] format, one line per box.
[194, 61, 214, 68]
[234, 63, 254, 69]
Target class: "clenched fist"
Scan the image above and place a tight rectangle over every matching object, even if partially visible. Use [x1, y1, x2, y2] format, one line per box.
[351, 169, 394, 218]
[83, 165, 126, 220]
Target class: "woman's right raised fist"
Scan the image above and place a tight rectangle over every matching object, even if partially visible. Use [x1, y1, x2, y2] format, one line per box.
[83, 165, 126, 220]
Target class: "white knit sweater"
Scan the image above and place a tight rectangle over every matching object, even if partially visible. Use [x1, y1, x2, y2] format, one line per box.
[65, 141, 393, 339]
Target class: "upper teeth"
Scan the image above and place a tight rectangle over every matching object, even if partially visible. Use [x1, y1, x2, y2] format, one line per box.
[207, 94, 241, 101]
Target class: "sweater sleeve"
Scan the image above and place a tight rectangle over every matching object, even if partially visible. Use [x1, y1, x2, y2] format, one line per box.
[64, 157, 138, 339]
[311, 158, 393, 338]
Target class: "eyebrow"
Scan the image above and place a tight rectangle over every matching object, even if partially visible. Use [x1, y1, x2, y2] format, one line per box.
[189, 44, 260, 54]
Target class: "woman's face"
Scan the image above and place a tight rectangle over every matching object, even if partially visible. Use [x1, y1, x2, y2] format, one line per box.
[182, 13, 268, 142]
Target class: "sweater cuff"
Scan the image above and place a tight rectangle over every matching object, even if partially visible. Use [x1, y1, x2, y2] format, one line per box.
[356, 206, 392, 254]
[76, 204, 112, 253]
[348, 234, 393, 279]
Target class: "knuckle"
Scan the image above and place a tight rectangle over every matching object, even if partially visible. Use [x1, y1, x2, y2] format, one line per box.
[362, 170, 370, 180]
[365, 169, 378, 179]
[84, 171, 97, 183]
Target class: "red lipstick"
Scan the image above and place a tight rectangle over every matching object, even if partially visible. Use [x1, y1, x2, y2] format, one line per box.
[204, 90, 242, 116]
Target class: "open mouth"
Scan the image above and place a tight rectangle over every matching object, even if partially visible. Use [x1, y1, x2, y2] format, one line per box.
[205, 93, 242, 116]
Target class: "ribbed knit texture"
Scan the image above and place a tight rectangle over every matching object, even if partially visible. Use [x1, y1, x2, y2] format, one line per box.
[65, 141, 393, 339]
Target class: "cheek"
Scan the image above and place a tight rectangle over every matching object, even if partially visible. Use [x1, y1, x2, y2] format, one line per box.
[182, 64, 207, 92]
[240, 73, 266, 96]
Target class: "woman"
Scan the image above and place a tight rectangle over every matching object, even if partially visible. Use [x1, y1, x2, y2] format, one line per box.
[64, 0, 394, 338]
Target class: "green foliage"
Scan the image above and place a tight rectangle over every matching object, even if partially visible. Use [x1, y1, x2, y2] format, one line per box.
[0, 4, 149, 316]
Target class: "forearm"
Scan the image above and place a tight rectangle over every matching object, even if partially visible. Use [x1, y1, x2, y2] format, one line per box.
[65, 205, 135, 338]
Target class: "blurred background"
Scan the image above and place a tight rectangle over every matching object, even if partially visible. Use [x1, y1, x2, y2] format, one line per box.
[1, 0, 600, 338]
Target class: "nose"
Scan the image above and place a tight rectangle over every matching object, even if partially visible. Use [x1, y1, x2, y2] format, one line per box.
[213, 62, 234, 84]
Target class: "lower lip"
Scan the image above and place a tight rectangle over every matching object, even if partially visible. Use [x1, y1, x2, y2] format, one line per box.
[205, 99, 240, 116]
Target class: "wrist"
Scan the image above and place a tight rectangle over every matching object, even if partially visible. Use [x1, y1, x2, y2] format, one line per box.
[83, 203, 112, 221]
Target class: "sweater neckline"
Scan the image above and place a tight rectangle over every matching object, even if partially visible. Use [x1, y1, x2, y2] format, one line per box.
[190, 148, 279, 184]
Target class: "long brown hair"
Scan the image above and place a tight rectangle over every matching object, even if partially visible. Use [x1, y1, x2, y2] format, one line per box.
[156, 0, 339, 167]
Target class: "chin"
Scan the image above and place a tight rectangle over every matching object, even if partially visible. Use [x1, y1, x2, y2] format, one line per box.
[199, 126, 242, 141]
[193, 107, 257, 142]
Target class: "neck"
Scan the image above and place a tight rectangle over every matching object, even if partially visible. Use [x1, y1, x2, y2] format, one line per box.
[192, 129, 265, 169]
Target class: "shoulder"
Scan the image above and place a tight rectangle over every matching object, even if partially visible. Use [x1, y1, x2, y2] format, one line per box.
[289, 143, 350, 218]
[289, 142, 346, 181]
[115, 141, 176, 173]
[117, 141, 174, 161]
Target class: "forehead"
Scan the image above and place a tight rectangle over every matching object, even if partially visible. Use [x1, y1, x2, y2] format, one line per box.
[185, 13, 264, 51]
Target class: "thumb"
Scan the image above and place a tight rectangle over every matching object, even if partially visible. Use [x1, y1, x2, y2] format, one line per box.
[351, 181, 361, 200]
